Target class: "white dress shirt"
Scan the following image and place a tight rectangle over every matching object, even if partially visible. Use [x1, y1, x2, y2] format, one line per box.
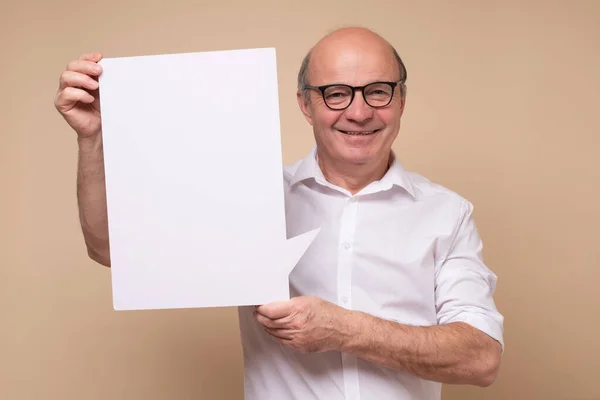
[237, 147, 504, 400]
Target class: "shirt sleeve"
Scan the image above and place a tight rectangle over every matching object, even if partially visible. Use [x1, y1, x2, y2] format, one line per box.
[434, 199, 505, 352]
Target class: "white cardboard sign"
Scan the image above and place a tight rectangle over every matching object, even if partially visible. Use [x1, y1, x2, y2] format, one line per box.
[98, 48, 319, 311]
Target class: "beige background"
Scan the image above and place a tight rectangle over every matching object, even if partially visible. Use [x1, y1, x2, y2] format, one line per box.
[2, 0, 599, 399]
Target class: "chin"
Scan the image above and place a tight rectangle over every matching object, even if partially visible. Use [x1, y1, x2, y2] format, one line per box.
[336, 146, 380, 165]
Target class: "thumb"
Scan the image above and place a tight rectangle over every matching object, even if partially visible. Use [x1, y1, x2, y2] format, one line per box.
[256, 301, 293, 319]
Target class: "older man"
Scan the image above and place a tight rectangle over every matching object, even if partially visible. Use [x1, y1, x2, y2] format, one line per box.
[55, 27, 503, 400]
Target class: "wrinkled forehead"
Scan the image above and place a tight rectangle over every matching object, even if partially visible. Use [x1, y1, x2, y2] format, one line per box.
[308, 42, 400, 86]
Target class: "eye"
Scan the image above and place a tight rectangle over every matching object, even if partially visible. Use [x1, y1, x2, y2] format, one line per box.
[325, 90, 350, 99]
[366, 86, 392, 96]
[370, 89, 387, 95]
[324, 86, 352, 99]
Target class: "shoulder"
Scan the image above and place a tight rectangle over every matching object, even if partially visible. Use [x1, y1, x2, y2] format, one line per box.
[408, 171, 466, 201]
[405, 172, 484, 266]
[407, 170, 474, 219]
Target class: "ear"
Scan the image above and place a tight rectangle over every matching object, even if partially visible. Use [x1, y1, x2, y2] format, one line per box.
[297, 90, 314, 126]
[398, 85, 407, 117]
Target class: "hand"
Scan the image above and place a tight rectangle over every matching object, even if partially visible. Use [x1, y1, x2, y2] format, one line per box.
[54, 52, 103, 139]
[254, 296, 349, 353]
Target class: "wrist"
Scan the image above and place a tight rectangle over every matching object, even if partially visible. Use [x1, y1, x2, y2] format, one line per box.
[335, 308, 365, 353]
[77, 132, 103, 152]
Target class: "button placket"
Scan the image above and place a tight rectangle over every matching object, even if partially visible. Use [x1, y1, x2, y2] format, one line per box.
[337, 196, 360, 400]
[337, 198, 357, 309]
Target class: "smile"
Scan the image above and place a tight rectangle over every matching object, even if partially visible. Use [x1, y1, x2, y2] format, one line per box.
[338, 129, 380, 136]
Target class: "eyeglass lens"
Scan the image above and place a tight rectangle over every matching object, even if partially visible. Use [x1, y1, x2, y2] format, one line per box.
[324, 83, 394, 108]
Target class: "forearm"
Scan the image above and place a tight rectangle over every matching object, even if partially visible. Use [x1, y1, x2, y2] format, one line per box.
[77, 134, 110, 266]
[338, 311, 501, 386]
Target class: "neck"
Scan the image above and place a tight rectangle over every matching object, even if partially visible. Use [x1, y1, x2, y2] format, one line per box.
[317, 151, 392, 195]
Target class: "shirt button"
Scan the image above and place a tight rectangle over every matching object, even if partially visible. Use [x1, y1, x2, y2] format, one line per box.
[342, 297, 349, 304]
[342, 242, 351, 250]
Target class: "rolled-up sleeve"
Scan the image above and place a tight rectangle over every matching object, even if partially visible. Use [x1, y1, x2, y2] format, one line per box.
[434, 199, 505, 351]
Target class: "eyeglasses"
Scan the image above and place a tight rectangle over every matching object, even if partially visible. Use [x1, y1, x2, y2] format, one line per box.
[303, 80, 403, 110]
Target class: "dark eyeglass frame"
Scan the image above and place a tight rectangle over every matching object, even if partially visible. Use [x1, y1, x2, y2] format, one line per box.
[303, 80, 404, 110]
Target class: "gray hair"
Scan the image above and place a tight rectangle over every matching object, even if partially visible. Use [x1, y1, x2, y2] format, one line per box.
[297, 45, 408, 103]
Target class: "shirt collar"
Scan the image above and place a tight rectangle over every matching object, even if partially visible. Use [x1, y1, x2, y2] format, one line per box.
[289, 146, 320, 186]
[290, 146, 416, 198]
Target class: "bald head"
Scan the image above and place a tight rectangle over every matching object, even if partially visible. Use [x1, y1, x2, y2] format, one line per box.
[297, 27, 407, 98]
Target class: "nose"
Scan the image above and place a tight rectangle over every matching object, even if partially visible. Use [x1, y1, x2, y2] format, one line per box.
[343, 91, 374, 123]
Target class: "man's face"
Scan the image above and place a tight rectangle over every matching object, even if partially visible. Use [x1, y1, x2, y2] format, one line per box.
[297, 39, 406, 167]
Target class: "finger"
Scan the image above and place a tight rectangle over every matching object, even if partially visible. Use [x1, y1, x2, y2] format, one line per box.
[263, 328, 295, 340]
[79, 51, 103, 62]
[256, 301, 294, 320]
[59, 70, 99, 91]
[65, 59, 103, 79]
[55, 87, 95, 111]
[254, 312, 288, 329]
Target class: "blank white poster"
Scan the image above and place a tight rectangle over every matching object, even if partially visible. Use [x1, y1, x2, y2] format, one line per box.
[98, 48, 319, 311]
